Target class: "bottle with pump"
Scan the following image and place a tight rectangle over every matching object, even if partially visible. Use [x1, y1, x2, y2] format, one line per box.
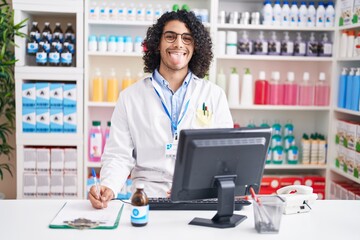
[227, 67, 240, 106]
[340, 30, 348, 58]
[338, 68, 348, 108]
[351, 68, 360, 111]
[281, 32, 294, 55]
[240, 68, 253, 106]
[42, 22, 52, 43]
[253, 31, 268, 55]
[283, 72, 298, 105]
[89, 121, 103, 162]
[92, 68, 104, 102]
[307, 1, 316, 27]
[298, 72, 314, 105]
[262, 0, 273, 26]
[314, 72, 329, 106]
[273, 0, 282, 26]
[318, 33, 332, 57]
[60, 42, 72, 67]
[325, 1, 335, 27]
[122, 69, 133, 90]
[216, 68, 227, 93]
[107, 68, 119, 102]
[294, 32, 306, 56]
[281, 1, 291, 27]
[306, 32, 319, 56]
[254, 71, 269, 105]
[269, 71, 284, 105]
[345, 68, 355, 109]
[316, 1, 325, 27]
[36, 42, 47, 66]
[48, 42, 60, 66]
[298, 1, 308, 27]
[131, 183, 149, 227]
[237, 31, 252, 55]
[268, 31, 281, 55]
[53, 23, 64, 43]
[289, 1, 299, 27]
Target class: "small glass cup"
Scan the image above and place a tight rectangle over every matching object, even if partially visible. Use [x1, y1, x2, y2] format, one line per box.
[253, 195, 285, 234]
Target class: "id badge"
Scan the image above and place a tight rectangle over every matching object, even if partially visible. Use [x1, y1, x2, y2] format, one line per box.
[165, 138, 178, 160]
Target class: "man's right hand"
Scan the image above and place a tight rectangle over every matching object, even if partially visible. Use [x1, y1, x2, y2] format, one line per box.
[88, 185, 115, 209]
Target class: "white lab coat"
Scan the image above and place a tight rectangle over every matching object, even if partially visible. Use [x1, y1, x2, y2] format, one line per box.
[100, 74, 233, 197]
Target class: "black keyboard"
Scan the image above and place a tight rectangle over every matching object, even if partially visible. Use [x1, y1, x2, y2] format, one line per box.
[148, 197, 251, 211]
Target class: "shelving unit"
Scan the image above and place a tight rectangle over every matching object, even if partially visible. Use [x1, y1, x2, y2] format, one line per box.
[13, 0, 84, 199]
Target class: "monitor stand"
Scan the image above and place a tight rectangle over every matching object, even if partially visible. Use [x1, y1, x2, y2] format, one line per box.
[189, 175, 247, 228]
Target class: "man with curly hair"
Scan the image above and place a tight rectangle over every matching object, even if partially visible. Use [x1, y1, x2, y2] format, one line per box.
[90, 10, 233, 209]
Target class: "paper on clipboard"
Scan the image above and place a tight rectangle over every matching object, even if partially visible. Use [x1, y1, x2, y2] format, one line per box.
[49, 200, 124, 229]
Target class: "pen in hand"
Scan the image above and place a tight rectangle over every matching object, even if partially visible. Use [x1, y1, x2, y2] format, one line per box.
[91, 168, 103, 207]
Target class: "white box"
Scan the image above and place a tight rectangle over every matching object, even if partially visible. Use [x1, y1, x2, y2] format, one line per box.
[36, 148, 50, 173]
[22, 107, 36, 132]
[50, 83, 63, 109]
[63, 84, 77, 108]
[23, 148, 36, 172]
[346, 148, 356, 176]
[64, 173, 77, 198]
[50, 148, 64, 174]
[36, 173, 50, 198]
[36, 108, 50, 133]
[50, 174, 64, 198]
[36, 82, 50, 108]
[64, 148, 77, 172]
[355, 151, 360, 178]
[22, 83, 35, 107]
[23, 173, 37, 198]
[340, 0, 354, 25]
[356, 124, 360, 153]
[50, 108, 63, 133]
[63, 107, 77, 133]
[346, 121, 357, 150]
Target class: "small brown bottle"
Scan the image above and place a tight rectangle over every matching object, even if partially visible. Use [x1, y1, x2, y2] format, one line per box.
[130, 183, 149, 227]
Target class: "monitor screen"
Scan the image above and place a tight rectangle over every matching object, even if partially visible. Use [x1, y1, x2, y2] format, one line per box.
[171, 127, 272, 228]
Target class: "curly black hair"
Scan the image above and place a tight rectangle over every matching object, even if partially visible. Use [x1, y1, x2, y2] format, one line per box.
[142, 10, 213, 78]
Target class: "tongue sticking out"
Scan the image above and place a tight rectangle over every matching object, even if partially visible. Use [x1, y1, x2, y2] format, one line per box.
[169, 52, 185, 65]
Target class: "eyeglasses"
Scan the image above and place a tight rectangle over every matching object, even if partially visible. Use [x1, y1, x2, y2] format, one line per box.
[163, 31, 194, 45]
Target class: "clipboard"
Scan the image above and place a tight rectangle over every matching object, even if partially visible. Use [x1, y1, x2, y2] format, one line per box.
[49, 200, 124, 230]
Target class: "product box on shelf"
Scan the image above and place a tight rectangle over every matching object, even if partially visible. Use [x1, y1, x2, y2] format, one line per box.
[63, 173, 77, 198]
[50, 148, 65, 174]
[36, 148, 50, 172]
[50, 174, 64, 198]
[63, 107, 76, 133]
[23, 148, 36, 172]
[22, 107, 36, 132]
[355, 151, 360, 178]
[335, 120, 346, 146]
[23, 173, 37, 198]
[259, 176, 280, 195]
[278, 176, 304, 187]
[345, 148, 356, 176]
[63, 83, 76, 108]
[36, 173, 51, 198]
[50, 108, 63, 132]
[50, 83, 63, 109]
[340, 0, 355, 26]
[345, 121, 357, 150]
[36, 108, 50, 132]
[35, 82, 50, 108]
[22, 83, 36, 107]
[357, 124, 360, 152]
[64, 148, 77, 172]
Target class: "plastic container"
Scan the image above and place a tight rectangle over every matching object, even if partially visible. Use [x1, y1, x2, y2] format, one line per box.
[131, 183, 149, 227]
[289, 1, 299, 27]
[103, 121, 111, 152]
[240, 68, 253, 105]
[347, 30, 355, 58]
[314, 72, 330, 106]
[340, 31, 348, 58]
[227, 67, 240, 106]
[307, 1, 316, 27]
[298, 1, 307, 27]
[351, 68, 360, 111]
[281, 1, 290, 27]
[318, 33, 332, 57]
[107, 68, 119, 102]
[283, 72, 298, 105]
[273, 0, 282, 26]
[294, 32, 306, 56]
[253, 31, 268, 55]
[122, 69, 133, 90]
[268, 71, 283, 105]
[92, 68, 104, 102]
[325, 1, 335, 27]
[262, 0, 273, 26]
[268, 32, 281, 55]
[281, 32, 294, 56]
[306, 32, 318, 56]
[216, 68, 227, 93]
[298, 72, 314, 106]
[89, 121, 103, 162]
[316, 1, 325, 27]
[254, 71, 269, 105]
[338, 68, 347, 108]
[345, 68, 355, 110]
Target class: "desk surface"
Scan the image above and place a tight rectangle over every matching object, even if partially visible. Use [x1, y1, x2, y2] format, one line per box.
[0, 200, 358, 240]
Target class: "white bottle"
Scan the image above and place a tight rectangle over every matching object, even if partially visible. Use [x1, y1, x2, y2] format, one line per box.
[124, 36, 133, 53]
[134, 36, 143, 53]
[281, 1, 291, 27]
[354, 32, 360, 57]
[325, 1, 335, 28]
[240, 68, 253, 106]
[136, 3, 145, 22]
[127, 3, 136, 21]
[108, 1, 117, 20]
[307, 1, 316, 27]
[216, 68, 227, 93]
[98, 35, 107, 52]
[298, 1, 308, 27]
[289, 1, 299, 27]
[154, 4, 163, 20]
[262, 0, 273, 26]
[88, 35, 97, 52]
[117, 36, 125, 52]
[117, 3, 127, 21]
[316, 1, 325, 27]
[99, 1, 109, 21]
[281, 31, 294, 55]
[89, 1, 99, 20]
[347, 30, 355, 58]
[145, 4, 154, 22]
[273, 0, 282, 26]
[227, 67, 240, 106]
[340, 30, 348, 58]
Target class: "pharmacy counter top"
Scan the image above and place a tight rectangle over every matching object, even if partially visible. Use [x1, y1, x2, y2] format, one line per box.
[0, 200, 358, 240]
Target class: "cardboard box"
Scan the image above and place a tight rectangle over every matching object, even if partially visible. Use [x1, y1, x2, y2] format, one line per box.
[36, 148, 50, 173]
[50, 148, 64, 174]
[36, 82, 50, 108]
[36, 108, 50, 133]
[37, 173, 51, 198]
[50, 175, 64, 198]
[259, 176, 280, 195]
[63, 84, 77, 108]
[22, 83, 36, 107]
[63, 107, 76, 133]
[340, 0, 354, 25]
[50, 108, 63, 133]
[23, 173, 37, 198]
[23, 148, 36, 172]
[50, 83, 63, 109]
[22, 107, 36, 132]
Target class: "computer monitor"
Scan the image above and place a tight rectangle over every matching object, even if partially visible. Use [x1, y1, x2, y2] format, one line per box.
[170, 127, 272, 229]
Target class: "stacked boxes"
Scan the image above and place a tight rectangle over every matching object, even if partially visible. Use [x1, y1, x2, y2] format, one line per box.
[22, 147, 78, 198]
[22, 82, 77, 133]
[330, 180, 360, 200]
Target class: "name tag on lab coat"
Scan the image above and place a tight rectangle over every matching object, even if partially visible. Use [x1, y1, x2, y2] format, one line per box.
[165, 141, 178, 160]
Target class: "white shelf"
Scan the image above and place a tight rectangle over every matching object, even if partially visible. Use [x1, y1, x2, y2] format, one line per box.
[15, 66, 83, 76]
[216, 55, 333, 61]
[87, 102, 116, 108]
[265, 164, 327, 170]
[338, 23, 360, 30]
[16, 133, 82, 146]
[217, 24, 335, 31]
[337, 57, 360, 61]
[88, 19, 210, 28]
[334, 108, 360, 116]
[230, 105, 330, 111]
[86, 162, 102, 168]
[87, 52, 143, 57]
[331, 167, 360, 184]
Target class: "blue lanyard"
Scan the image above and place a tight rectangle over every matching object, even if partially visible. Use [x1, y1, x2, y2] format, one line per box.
[153, 87, 190, 139]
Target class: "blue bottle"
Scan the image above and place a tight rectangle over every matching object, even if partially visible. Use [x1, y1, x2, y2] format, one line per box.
[338, 68, 347, 108]
[351, 68, 360, 111]
[345, 68, 355, 110]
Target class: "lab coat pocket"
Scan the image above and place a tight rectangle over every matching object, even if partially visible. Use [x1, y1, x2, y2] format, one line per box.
[195, 109, 213, 127]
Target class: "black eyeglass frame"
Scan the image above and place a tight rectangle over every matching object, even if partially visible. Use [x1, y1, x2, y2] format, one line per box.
[162, 31, 194, 45]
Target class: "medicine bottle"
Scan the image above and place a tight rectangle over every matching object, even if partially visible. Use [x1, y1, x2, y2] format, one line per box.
[131, 183, 149, 227]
